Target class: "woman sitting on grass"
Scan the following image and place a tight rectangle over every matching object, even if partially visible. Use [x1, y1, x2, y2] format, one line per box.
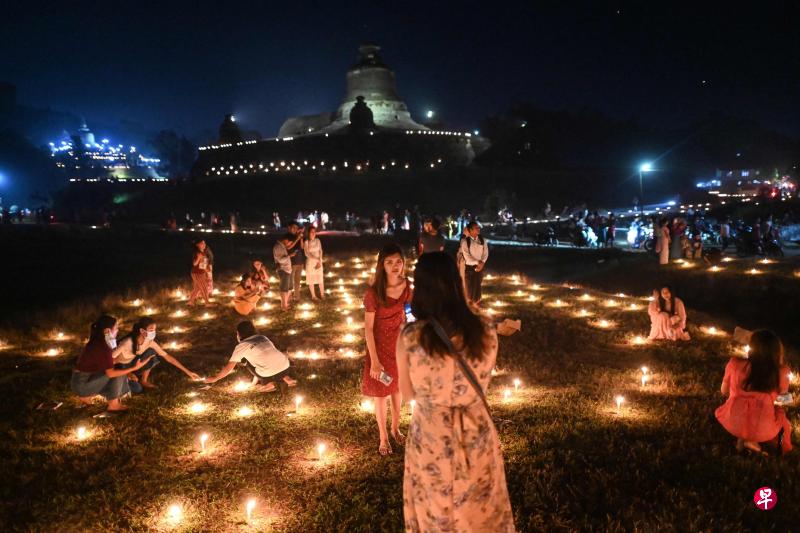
[647, 285, 690, 341]
[203, 320, 297, 392]
[715, 329, 792, 455]
[71, 315, 153, 412]
[113, 317, 200, 391]
[233, 274, 261, 316]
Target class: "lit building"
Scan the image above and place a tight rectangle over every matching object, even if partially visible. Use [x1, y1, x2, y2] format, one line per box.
[696, 168, 796, 198]
[192, 43, 487, 179]
[49, 121, 166, 182]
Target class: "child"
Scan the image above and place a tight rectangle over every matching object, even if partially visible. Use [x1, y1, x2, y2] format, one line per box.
[204, 320, 297, 392]
[715, 329, 792, 455]
[113, 317, 200, 391]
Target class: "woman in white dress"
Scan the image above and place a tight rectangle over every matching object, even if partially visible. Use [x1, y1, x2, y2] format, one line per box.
[648, 285, 690, 341]
[303, 226, 325, 299]
[655, 217, 670, 265]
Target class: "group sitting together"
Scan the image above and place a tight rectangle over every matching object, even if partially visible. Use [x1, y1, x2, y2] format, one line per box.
[70, 316, 296, 412]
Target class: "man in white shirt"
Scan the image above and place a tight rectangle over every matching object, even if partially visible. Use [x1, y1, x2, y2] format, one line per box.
[204, 320, 297, 392]
[459, 221, 489, 304]
[273, 234, 295, 309]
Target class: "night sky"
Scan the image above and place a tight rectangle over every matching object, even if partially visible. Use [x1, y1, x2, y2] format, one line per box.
[2, 1, 798, 139]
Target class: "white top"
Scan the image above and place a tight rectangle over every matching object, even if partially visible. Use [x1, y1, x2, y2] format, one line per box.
[305, 238, 323, 261]
[112, 336, 166, 364]
[229, 335, 290, 377]
[272, 242, 292, 273]
[459, 235, 489, 266]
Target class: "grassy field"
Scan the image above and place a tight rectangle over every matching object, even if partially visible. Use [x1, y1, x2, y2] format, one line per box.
[1, 231, 798, 531]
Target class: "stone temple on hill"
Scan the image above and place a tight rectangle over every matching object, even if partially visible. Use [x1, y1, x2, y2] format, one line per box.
[192, 43, 487, 180]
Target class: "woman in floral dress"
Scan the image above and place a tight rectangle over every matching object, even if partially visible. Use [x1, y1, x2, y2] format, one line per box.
[363, 243, 412, 455]
[397, 252, 515, 532]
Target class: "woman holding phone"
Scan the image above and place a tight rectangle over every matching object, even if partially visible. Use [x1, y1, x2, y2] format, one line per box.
[362, 243, 412, 456]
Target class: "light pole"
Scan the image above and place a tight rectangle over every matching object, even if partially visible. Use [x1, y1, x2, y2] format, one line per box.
[638, 162, 652, 212]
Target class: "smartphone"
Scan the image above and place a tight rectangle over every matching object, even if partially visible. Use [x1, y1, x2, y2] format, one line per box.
[404, 303, 416, 323]
[378, 371, 393, 385]
[775, 393, 793, 406]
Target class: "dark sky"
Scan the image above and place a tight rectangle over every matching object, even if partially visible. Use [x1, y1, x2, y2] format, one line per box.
[2, 1, 798, 140]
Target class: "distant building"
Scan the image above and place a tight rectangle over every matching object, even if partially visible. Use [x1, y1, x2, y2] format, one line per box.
[696, 168, 796, 198]
[192, 43, 487, 180]
[50, 121, 166, 182]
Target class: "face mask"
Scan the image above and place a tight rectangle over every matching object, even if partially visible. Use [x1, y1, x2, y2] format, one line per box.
[105, 333, 117, 349]
[145, 330, 156, 341]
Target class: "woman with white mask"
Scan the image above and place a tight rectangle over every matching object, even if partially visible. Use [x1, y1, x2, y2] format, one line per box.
[71, 315, 153, 412]
[113, 317, 200, 392]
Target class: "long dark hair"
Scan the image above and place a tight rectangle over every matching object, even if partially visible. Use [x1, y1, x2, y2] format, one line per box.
[124, 316, 156, 354]
[371, 243, 405, 306]
[407, 252, 488, 361]
[657, 285, 677, 315]
[89, 315, 117, 343]
[744, 330, 784, 393]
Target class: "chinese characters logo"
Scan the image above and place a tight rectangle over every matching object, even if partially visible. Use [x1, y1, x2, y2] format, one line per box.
[753, 487, 777, 510]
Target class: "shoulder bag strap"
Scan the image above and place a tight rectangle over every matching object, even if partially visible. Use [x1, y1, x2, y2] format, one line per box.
[427, 318, 492, 415]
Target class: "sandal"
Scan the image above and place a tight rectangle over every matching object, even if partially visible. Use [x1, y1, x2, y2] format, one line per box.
[378, 442, 393, 456]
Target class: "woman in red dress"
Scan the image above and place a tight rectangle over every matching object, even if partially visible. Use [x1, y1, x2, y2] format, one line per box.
[363, 243, 412, 456]
[715, 330, 792, 455]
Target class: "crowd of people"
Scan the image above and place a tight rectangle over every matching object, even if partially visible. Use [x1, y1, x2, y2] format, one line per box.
[68, 209, 794, 530]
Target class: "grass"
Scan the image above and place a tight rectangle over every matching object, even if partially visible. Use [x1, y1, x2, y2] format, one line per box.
[1, 236, 799, 531]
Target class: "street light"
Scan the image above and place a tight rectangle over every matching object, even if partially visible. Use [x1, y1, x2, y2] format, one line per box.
[426, 110, 434, 119]
[638, 162, 653, 212]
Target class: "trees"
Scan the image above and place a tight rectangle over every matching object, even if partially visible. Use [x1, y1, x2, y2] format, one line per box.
[150, 130, 196, 179]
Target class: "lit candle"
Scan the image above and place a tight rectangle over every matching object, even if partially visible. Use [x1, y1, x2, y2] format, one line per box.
[641, 374, 648, 387]
[132, 299, 142, 307]
[317, 442, 327, 460]
[641, 366, 649, 375]
[360, 399, 374, 412]
[167, 504, 182, 524]
[46, 348, 59, 357]
[288, 329, 298, 336]
[615, 395, 625, 412]
[342, 333, 355, 343]
[503, 388, 512, 402]
[513, 378, 521, 391]
[409, 399, 416, 415]
[200, 432, 209, 453]
[57, 331, 65, 339]
[190, 401, 206, 413]
[237, 406, 254, 417]
[76, 426, 87, 440]
[246, 498, 256, 521]
[743, 345, 750, 356]
[233, 380, 249, 392]
[170, 341, 178, 349]
[631, 336, 646, 345]
[294, 395, 303, 413]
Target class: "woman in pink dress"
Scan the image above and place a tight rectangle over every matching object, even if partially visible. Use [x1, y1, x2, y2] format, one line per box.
[188, 239, 211, 306]
[397, 252, 514, 532]
[647, 285, 690, 341]
[363, 243, 412, 455]
[715, 330, 792, 455]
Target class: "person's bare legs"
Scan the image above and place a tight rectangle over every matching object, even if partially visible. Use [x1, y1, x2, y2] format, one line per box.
[374, 396, 391, 455]
[78, 396, 94, 407]
[140, 368, 157, 388]
[280, 291, 291, 310]
[389, 391, 405, 444]
[318, 280, 325, 299]
[308, 284, 317, 300]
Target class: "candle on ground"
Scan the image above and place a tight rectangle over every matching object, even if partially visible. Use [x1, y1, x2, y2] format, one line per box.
[246, 498, 256, 521]
[200, 432, 209, 453]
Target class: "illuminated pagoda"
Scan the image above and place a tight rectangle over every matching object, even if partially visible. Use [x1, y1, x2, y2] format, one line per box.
[50, 120, 165, 182]
[193, 43, 487, 180]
